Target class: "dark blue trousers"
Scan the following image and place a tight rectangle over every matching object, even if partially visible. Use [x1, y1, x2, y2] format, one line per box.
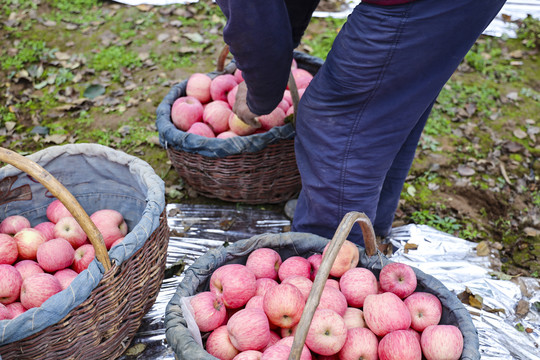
[292, 0, 506, 246]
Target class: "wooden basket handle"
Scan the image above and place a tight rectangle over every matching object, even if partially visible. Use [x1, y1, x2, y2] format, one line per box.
[0, 147, 112, 272]
[288, 211, 378, 360]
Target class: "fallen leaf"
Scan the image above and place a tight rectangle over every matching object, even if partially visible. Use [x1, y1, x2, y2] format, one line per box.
[469, 294, 483, 309]
[513, 129, 527, 139]
[54, 52, 71, 61]
[44, 134, 67, 144]
[404, 243, 418, 254]
[457, 164, 475, 176]
[5, 122, 16, 132]
[83, 84, 106, 99]
[125, 343, 146, 356]
[476, 241, 490, 256]
[184, 32, 204, 43]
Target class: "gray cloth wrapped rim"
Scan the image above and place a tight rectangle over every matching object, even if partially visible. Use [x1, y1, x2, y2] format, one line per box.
[156, 52, 324, 158]
[164, 232, 480, 360]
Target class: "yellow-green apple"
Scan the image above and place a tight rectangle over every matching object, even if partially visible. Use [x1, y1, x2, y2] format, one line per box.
[46, 199, 72, 224]
[404, 292, 442, 332]
[210, 74, 237, 102]
[227, 308, 271, 351]
[0, 234, 18, 265]
[37, 238, 75, 272]
[282, 275, 313, 302]
[343, 307, 366, 329]
[210, 263, 257, 309]
[277, 256, 311, 282]
[14, 260, 44, 281]
[233, 69, 244, 84]
[72, 243, 95, 273]
[227, 84, 239, 108]
[339, 267, 378, 307]
[0, 303, 10, 320]
[228, 113, 260, 136]
[187, 122, 216, 137]
[0, 264, 23, 305]
[258, 107, 286, 131]
[420, 325, 463, 360]
[316, 285, 347, 316]
[263, 283, 305, 328]
[203, 101, 233, 134]
[54, 216, 88, 249]
[54, 268, 79, 290]
[305, 308, 347, 356]
[338, 327, 378, 360]
[0, 215, 31, 235]
[14, 228, 46, 260]
[90, 209, 128, 249]
[379, 262, 417, 299]
[217, 130, 239, 139]
[378, 329, 422, 360]
[205, 324, 240, 360]
[291, 68, 313, 89]
[255, 277, 278, 297]
[307, 253, 322, 281]
[246, 248, 282, 280]
[323, 239, 359, 278]
[275, 336, 312, 359]
[34, 221, 56, 241]
[6, 301, 26, 319]
[171, 95, 204, 131]
[20, 273, 62, 309]
[232, 350, 263, 360]
[363, 292, 412, 337]
[190, 291, 227, 332]
[186, 73, 212, 104]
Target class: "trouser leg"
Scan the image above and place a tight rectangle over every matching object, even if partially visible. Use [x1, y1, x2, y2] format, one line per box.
[292, 0, 506, 246]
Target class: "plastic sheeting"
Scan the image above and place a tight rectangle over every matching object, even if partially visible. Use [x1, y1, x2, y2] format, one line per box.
[119, 203, 540, 360]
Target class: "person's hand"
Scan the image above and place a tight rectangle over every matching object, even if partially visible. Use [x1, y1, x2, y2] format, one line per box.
[232, 82, 261, 128]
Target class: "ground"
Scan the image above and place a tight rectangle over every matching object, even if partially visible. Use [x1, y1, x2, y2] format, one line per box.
[0, 0, 539, 278]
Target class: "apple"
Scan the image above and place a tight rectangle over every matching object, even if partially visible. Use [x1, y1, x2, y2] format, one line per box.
[210, 74, 238, 102]
[110, 236, 124, 248]
[275, 336, 312, 360]
[378, 329, 422, 360]
[233, 68, 244, 84]
[90, 209, 128, 250]
[14, 260, 44, 281]
[245, 295, 265, 310]
[262, 331, 282, 352]
[0, 215, 31, 235]
[217, 131, 239, 139]
[20, 273, 62, 309]
[186, 73, 212, 104]
[404, 292, 442, 332]
[379, 262, 417, 299]
[291, 58, 298, 69]
[286, 106, 294, 117]
[233, 350, 263, 360]
[37, 238, 75, 272]
[338, 327, 378, 360]
[278, 256, 311, 282]
[171, 95, 204, 131]
[227, 84, 239, 108]
[282, 90, 293, 107]
[363, 292, 411, 337]
[317, 285, 347, 316]
[291, 68, 313, 89]
[14, 228, 46, 260]
[305, 308, 347, 356]
[246, 248, 282, 280]
[54, 268, 79, 290]
[420, 325, 463, 360]
[281, 275, 313, 302]
[34, 221, 56, 241]
[190, 291, 227, 332]
[325, 279, 340, 290]
[206, 324, 240, 360]
[404, 328, 421, 343]
[323, 240, 359, 278]
[277, 99, 290, 113]
[263, 283, 305, 328]
[0, 234, 18, 265]
[262, 343, 311, 360]
[188, 122, 216, 137]
[0, 264, 23, 305]
[0, 303, 10, 320]
[210, 263, 257, 309]
[6, 301, 26, 319]
[339, 267, 378, 308]
[307, 253, 322, 281]
[228, 308, 271, 351]
[203, 100, 233, 134]
[255, 277, 278, 297]
[280, 323, 297, 338]
[46, 199, 73, 224]
[72, 243, 96, 273]
[343, 307, 366, 329]
[258, 107, 286, 131]
[228, 113, 260, 136]
[54, 217, 88, 249]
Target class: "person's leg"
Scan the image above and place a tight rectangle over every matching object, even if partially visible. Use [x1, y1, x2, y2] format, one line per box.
[292, 0, 506, 246]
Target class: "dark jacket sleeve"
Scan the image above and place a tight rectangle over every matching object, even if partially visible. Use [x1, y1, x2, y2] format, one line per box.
[216, 0, 320, 115]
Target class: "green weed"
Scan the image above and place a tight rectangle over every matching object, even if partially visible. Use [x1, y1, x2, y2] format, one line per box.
[89, 46, 142, 81]
[302, 18, 346, 60]
[0, 40, 48, 71]
[410, 209, 462, 235]
[516, 14, 540, 49]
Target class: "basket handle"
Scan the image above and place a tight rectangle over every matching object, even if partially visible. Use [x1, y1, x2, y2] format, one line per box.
[288, 211, 378, 360]
[0, 147, 112, 272]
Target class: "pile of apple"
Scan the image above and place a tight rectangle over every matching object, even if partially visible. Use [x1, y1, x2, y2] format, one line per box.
[0, 200, 128, 321]
[170, 59, 313, 138]
[188, 241, 465, 360]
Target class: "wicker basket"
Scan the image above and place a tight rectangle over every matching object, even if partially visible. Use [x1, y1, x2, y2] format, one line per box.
[157, 49, 323, 204]
[0, 144, 169, 360]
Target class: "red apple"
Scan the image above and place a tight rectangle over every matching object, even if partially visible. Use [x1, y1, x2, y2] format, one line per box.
[245, 295, 265, 310]
[338, 327, 378, 360]
[404, 292, 442, 332]
[206, 325, 240, 360]
[20, 273, 62, 309]
[233, 68, 244, 84]
[72, 243, 96, 273]
[277, 99, 290, 113]
[258, 107, 286, 131]
[14, 260, 44, 281]
[0, 264, 23, 305]
[233, 350, 263, 360]
[186, 73, 212, 104]
[262, 342, 311, 360]
[317, 285, 347, 317]
[420, 325, 463, 360]
[323, 240, 359, 278]
[210, 263, 257, 309]
[210, 74, 237, 102]
[281, 275, 313, 302]
[37, 238, 75, 272]
[6, 301, 26, 319]
[90, 209, 128, 250]
[54, 217, 88, 249]
[0, 215, 31, 235]
[275, 336, 312, 360]
[187, 122, 216, 137]
[228, 113, 260, 136]
[227, 84, 239, 108]
[46, 199, 73, 224]
[203, 100, 233, 134]
[0, 234, 18, 265]
[286, 105, 295, 117]
[171, 95, 204, 131]
[307, 253, 322, 281]
[228, 308, 271, 351]
[246, 248, 282, 280]
[0, 303, 10, 320]
[54, 268, 79, 290]
[263, 283, 305, 328]
[325, 279, 340, 290]
[217, 131, 239, 139]
[14, 228, 46, 260]
[110, 236, 124, 248]
[363, 292, 412, 337]
[342, 307, 366, 329]
[278, 256, 311, 282]
[190, 291, 227, 332]
[378, 329, 422, 360]
[280, 324, 297, 338]
[291, 68, 313, 89]
[339, 267, 378, 308]
[379, 262, 417, 299]
[255, 277, 279, 297]
[34, 221, 56, 241]
[305, 308, 347, 356]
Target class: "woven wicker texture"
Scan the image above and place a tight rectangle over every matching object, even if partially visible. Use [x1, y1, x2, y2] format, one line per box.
[0, 211, 169, 360]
